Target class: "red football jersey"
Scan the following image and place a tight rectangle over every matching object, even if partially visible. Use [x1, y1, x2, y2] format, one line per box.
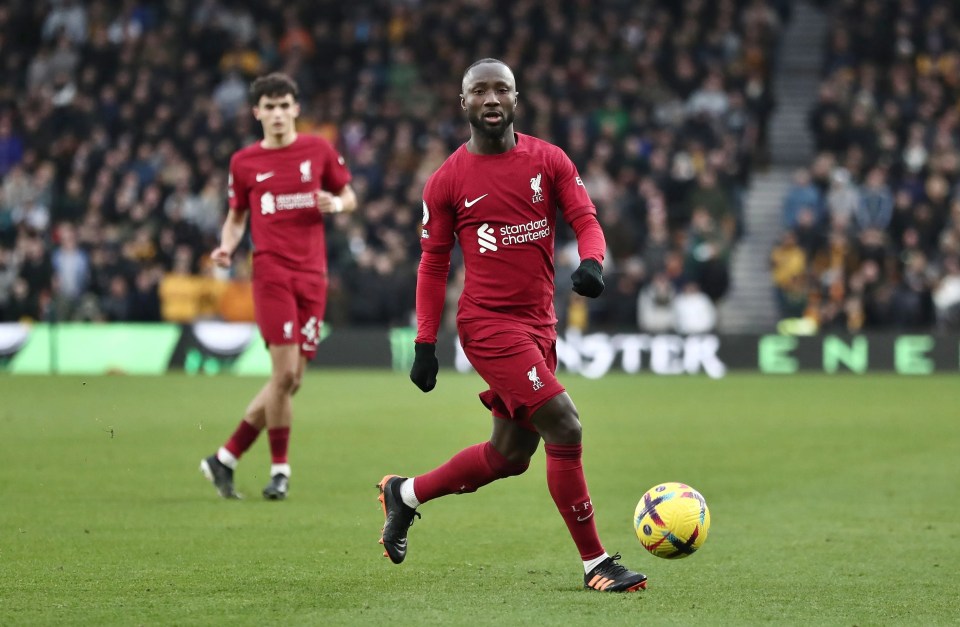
[421, 133, 598, 330]
[228, 134, 351, 274]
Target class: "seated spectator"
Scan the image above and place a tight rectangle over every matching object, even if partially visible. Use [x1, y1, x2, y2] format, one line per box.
[217, 255, 255, 323]
[933, 255, 960, 330]
[673, 282, 718, 335]
[637, 272, 676, 334]
[158, 246, 212, 323]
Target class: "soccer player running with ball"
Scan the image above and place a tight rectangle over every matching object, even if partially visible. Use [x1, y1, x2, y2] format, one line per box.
[377, 59, 646, 592]
[200, 73, 356, 500]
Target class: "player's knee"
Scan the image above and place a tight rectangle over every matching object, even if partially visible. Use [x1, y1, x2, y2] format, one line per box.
[532, 398, 582, 444]
[499, 458, 530, 478]
[290, 375, 303, 396]
[273, 367, 299, 393]
[550, 416, 582, 444]
[486, 442, 532, 477]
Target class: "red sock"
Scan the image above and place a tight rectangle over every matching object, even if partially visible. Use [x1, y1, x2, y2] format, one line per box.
[413, 442, 528, 504]
[544, 443, 605, 561]
[223, 420, 261, 459]
[267, 427, 290, 464]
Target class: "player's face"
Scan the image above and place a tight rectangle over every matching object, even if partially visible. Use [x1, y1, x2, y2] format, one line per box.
[253, 94, 300, 137]
[461, 63, 517, 139]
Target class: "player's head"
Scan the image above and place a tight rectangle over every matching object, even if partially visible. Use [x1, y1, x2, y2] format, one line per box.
[460, 58, 517, 140]
[250, 73, 300, 138]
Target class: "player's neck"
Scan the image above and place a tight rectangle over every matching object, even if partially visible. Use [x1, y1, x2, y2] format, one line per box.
[467, 130, 517, 155]
[261, 131, 298, 149]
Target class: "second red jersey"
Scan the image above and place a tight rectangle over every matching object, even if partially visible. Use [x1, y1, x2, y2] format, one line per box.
[228, 134, 351, 274]
[421, 133, 597, 330]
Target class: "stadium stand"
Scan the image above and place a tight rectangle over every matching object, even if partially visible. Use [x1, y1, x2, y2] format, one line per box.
[774, 0, 960, 331]
[0, 1, 785, 333]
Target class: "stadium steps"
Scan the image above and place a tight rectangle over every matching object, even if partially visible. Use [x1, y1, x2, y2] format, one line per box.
[718, 1, 828, 333]
[718, 168, 791, 333]
[769, 0, 830, 167]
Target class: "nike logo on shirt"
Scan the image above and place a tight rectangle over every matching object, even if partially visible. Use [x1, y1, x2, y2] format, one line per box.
[255, 172, 275, 182]
[464, 194, 488, 207]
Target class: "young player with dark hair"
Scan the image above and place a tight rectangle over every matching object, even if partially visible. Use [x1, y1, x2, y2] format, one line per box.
[377, 59, 647, 592]
[200, 72, 357, 500]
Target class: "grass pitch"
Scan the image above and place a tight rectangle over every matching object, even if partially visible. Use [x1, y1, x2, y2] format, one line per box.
[1, 371, 958, 625]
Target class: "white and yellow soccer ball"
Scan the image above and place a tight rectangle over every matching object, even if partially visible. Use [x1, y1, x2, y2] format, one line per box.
[634, 482, 710, 559]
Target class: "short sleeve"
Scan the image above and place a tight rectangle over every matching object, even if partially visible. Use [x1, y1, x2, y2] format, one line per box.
[228, 153, 249, 212]
[319, 139, 352, 193]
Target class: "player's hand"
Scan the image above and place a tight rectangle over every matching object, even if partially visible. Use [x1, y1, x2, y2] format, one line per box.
[315, 191, 345, 214]
[409, 342, 438, 393]
[211, 246, 233, 269]
[571, 259, 604, 298]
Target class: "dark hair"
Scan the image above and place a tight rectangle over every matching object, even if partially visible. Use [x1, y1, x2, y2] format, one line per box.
[249, 72, 299, 104]
[462, 58, 510, 85]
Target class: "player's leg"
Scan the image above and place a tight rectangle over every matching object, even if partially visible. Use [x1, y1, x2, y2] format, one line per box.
[378, 417, 536, 564]
[399, 415, 538, 505]
[264, 274, 323, 499]
[260, 343, 300, 500]
[379, 330, 543, 564]
[531, 394, 647, 592]
[261, 352, 306, 500]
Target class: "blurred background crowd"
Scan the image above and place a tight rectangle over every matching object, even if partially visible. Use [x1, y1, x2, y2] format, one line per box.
[2, 0, 892, 335]
[772, 0, 960, 332]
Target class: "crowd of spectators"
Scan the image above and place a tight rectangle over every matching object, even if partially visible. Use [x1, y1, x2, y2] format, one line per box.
[0, 0, 783, 334]
[772, 0, 960, 332]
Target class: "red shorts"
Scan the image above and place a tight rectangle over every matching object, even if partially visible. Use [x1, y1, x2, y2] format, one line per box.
[459, 322, 565, 431]
[253, 264, 327, 358]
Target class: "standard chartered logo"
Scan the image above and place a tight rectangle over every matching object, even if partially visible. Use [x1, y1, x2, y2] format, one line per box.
[478, 223, 498, 253]
[261, 192, 315, 215]
[478, 219, 551, 253]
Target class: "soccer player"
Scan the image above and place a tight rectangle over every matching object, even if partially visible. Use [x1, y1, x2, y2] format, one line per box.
[377, 59, 647, 592]
[200, 72, 356, 500]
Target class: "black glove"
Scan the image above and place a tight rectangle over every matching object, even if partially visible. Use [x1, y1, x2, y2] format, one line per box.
[571, 259, 604, 298]
[409, 342, 438, 392]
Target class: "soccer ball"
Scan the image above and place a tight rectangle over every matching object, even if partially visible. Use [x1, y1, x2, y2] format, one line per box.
[634, 482, 710, 559]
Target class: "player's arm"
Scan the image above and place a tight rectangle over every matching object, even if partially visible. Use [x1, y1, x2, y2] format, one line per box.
[410, 178, 453, 392]
[414, 250, 450, 345]
[317, 141, 357, 214]
[568, 213, 606, 297]
[409, 249, 448, 393]
[316, 184, 358, 214]
[553, 150, 606, 297]
[211, 208, 248, 268]
[214, 159, 250, 269]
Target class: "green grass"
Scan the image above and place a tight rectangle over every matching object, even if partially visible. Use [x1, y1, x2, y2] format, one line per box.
[1, 372, 958, 625]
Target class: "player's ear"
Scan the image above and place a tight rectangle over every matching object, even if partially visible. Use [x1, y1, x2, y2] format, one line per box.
[252, 106, 261, 120]
[460, 95, 466, 110]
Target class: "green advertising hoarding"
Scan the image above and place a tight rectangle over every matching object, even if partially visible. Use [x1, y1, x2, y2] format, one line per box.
[0, 323, 957, 376]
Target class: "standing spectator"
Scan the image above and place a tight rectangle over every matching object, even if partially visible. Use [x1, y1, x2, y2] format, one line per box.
[782, 168, 823, 230]
[853, 167, 894, 234]
[0, 114, 24, 178]
[51, 222, 89, 309]
[770, 230, 808, 319]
